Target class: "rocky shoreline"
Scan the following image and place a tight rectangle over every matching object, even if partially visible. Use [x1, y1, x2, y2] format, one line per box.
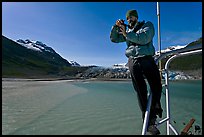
[2, 67, 202, 82]
[76, 66, 202, 81]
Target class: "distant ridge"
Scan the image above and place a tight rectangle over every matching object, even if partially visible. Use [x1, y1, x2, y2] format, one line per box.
[2, 35, 72, 78]
[160, 37, 202, 71]
[2, 35, 202, 79]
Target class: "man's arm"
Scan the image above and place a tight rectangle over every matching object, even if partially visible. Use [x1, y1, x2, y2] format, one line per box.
[110, 25, 126, 43]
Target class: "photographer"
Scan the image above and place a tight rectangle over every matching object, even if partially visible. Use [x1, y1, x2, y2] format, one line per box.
[110, 9, 163, 135]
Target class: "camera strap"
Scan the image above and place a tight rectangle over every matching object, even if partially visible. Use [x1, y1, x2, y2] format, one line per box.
[133, 20, 145, 33]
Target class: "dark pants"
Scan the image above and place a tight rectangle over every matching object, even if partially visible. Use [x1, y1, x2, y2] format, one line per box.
[128, 56, 162, 123]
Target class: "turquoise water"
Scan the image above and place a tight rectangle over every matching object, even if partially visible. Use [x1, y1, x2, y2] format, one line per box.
[2, 80, 202, 135]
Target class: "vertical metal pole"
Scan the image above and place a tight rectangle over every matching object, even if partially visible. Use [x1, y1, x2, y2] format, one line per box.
[165, 69, 170, 135]
[157, 2, 162, 78]
[142, 93, 152, 135]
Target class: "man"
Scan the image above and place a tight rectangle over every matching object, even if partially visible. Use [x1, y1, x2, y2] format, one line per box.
[110, 9, 163, 135]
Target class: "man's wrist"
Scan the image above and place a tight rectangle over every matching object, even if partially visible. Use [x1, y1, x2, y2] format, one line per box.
[123, 32, 127, 37]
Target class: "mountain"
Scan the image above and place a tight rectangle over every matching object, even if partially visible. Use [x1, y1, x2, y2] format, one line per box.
[155, 45, 187, 55]
[159, 37, 202, 71]
[16, 39, 56, 53]
[2, 35, 202, 80]
[112, 63, 128, 69]
[68, 60, 81, 67]
[155, 37, 202, 79]
[16, 39, 81, 67]
[2, 36, 77, 78]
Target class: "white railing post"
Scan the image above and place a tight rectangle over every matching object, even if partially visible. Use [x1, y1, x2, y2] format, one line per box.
[142, 92, 152, 135]
[153, 49, 202, 135]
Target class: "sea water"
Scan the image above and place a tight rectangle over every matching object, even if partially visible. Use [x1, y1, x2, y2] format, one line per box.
[2, 80, 202, 135]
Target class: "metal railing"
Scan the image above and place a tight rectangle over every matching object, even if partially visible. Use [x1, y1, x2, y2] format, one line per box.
[141, 44, 202, 135]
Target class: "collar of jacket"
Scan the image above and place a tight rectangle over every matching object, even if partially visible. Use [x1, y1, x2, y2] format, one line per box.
[128, 20, 145, 33]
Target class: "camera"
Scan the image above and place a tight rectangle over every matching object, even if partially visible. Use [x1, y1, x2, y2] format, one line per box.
[118, 19, 127, 27]
[116, 19, 129, 33]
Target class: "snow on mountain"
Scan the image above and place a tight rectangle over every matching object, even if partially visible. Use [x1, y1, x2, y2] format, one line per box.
[155, 45, 187, 55]
[69, 60, 80, 66]
[112, 63, 128, 69]
[16, 39, 82, 67]
[16, 39, 55, 53]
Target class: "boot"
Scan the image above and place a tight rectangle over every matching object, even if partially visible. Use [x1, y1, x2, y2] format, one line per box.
[147, 117, 160, 135]
[147, 125, 160, 135]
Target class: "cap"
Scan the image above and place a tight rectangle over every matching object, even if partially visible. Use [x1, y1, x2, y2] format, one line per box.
[126, 9, 138, 19]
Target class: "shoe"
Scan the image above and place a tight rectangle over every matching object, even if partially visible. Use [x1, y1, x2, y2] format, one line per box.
[147, 125, 160, 135]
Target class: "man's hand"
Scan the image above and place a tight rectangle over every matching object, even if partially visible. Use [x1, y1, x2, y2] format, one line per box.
[115, 19, 127, 37]
[115, 19, 124, 27]
[119, 25, 127, 37]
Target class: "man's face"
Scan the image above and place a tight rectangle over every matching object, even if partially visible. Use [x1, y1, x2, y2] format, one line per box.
[127, 16, 138, 27]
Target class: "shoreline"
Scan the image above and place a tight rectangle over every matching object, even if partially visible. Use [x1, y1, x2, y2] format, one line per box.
[2, 77, 201, 82]
[2, 77, 132, 82]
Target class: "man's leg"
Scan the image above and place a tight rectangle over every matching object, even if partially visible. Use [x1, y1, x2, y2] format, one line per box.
[138, 56, 162, 135]
[128, 57, 148, 119]
[139, 56, 163, 119]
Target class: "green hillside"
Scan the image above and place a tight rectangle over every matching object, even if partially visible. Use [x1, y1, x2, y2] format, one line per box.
[2, 35, 89, 78]
[161, 37, 202, 71]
